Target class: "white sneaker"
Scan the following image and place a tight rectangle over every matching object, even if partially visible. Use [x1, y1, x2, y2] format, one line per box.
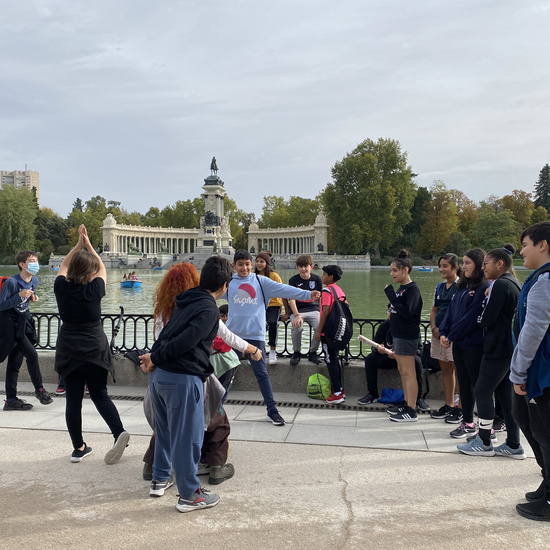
[268, 350, 277, 365]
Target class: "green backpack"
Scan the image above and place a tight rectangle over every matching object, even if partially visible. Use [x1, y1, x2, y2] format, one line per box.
[307, 373, 331, 400]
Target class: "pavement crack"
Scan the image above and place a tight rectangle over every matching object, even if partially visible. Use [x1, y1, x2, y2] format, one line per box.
[337, 448, 354, 549]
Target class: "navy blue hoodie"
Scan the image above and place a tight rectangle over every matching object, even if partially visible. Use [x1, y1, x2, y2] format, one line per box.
[150, 286, 219, 381]
[439, 283, 489, 349]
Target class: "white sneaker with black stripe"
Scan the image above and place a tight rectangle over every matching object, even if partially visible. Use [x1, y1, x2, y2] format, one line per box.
[389, 405, 418, 422]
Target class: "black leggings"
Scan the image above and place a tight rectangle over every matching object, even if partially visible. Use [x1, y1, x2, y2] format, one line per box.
[474, 356, 520, 446]
[364, 352, 423, 399]
[265, 306, 280, 348]
[453, 346, 483, 424]
[64, 362, 124, 449]
[5, 336, 43, 400]
[513, 391, 545, 474]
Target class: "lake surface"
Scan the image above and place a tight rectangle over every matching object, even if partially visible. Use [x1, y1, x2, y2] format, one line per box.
[0, 266, 532, 320]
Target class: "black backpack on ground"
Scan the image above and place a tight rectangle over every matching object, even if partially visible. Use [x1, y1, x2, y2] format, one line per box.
[322, 287, 353, 350]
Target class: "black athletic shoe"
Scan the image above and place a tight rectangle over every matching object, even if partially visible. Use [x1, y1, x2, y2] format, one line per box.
[430, 404, 454, 419]
[290, 352, 301, 366]
[35, 388, 53, 405]
[266, 411, 285, 426]
[445, 407, 463, 424]
[526, 480, 546, 502]
[416, 399, 430, 412]
[71, 444, 93, 463]
[516, 499, 550, 521]
[308, 352, 321, 365]
[389, 405, 418, 423]
[358, 394, 379, 405]
[386, 401, 407, 415]
[3, 398, 33, 411]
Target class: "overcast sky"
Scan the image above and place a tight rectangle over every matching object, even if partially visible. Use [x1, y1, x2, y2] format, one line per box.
[1, 1, 549, 219]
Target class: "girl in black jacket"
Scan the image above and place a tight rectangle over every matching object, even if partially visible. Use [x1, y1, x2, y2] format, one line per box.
[457, 244, 524, 458]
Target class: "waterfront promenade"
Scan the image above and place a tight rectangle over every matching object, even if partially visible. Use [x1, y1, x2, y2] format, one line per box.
[1, 382, 549, 550]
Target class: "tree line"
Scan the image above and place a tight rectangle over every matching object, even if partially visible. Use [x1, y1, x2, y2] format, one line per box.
[1, 139, 549, 264]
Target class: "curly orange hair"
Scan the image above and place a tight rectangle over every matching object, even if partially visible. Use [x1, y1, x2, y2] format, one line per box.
[153, 263, 200, 327]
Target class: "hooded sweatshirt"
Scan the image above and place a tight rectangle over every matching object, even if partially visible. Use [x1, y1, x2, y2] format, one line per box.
[150, 286, 219, 381]
[226, 272, 313, 341]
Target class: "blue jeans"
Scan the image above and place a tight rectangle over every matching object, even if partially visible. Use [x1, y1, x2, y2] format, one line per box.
[149, 368, 203, 499]
[236, 340, 277, 415]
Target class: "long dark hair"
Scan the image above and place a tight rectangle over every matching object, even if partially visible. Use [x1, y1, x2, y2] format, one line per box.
[438, 252, 462, 279]
[457, 248, 486, 290]
[486, 243, 516, 277]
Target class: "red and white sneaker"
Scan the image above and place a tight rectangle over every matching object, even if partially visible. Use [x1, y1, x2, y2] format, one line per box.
[326, 392, 346, 404]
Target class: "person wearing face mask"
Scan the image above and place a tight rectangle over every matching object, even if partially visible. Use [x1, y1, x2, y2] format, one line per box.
[0, 250, 53, 410]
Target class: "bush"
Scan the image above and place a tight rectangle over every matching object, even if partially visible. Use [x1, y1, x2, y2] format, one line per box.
[56, 245, 72, 255]
[370, 257, 391, 266]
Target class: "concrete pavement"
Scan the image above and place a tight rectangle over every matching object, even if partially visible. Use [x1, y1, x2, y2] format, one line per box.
[1, 382, 549, 550]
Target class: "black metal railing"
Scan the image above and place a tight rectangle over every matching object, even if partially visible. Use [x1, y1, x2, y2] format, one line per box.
[32, 312, 432, 359]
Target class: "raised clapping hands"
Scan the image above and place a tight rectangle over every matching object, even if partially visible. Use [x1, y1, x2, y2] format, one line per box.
[78, 224, 92, 249]
[139, 353, 155, 373]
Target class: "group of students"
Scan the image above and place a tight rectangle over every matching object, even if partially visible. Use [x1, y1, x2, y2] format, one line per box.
[2, 222, 550, 521]
[355, 222, 550, 522]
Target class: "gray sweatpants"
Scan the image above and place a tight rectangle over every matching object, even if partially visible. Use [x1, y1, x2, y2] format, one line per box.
[290, 311, 320, 354]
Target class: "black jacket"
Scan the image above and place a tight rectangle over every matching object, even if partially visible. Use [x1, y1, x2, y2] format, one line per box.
[150, 287, 219, 382]
[479, 273, 521, 359]
[384, 281, 422, 339]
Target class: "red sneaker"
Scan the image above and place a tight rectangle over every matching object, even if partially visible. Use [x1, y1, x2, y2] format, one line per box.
[326, 392, 345, 404]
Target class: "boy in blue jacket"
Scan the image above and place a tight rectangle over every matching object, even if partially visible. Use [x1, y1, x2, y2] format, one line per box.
[511, 221, 550, 521]
[139, 256, 233, 514]
[0, 250, 52, 410]
[226, 250, 320, 425]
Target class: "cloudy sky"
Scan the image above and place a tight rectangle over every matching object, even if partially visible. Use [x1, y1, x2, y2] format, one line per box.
[1, 1, 549, 219]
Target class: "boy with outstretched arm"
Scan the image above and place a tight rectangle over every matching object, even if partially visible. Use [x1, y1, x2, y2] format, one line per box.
[139, 256, 234, 513]
[226, 250, 321, 426]
[0, 250, 53, 410]
[510, 221, 550, 522]
[283, 254, 323, 366]
[314, 265, 347, 404]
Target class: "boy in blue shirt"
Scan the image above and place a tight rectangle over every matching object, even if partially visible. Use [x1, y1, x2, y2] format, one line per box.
[226, 250, 320, 425]
[0, 250, 52, 410]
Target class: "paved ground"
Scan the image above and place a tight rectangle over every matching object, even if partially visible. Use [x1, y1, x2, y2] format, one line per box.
[1, 383, 549, 550]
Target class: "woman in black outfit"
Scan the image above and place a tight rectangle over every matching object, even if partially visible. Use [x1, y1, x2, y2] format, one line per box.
[457, 244, 525, 458]
[54, 225, 129, 463]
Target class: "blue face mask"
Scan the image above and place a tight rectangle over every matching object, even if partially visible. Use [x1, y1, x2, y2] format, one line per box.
[25, 262, 40, 276]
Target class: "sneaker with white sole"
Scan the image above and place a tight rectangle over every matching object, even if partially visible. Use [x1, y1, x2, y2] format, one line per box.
[104, 431, 130, 464]
[176, 487, 219, 513]
[150, 477, 174, 497]
[266, 410, 285, 425]
[358, 394, 379, 405]
[71, 444, 93, 463]
[494, 442, 526, 460]
[450, 422, 476, 439]
[430, 404, 454, 419]
[389, 405, 418, 422]
[268, 350, 277, 365]
[445, 407, 463, 424]
[386, 401, 407, 415]
[416, 399, 430, 412]
[326, 392, 345, 404]
[457, 434, 495, 456]
[197, 461, 211, 475]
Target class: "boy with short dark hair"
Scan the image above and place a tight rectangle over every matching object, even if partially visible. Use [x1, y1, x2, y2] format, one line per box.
[314, 265, 348, 404]
[511, 221, 550, 521]
[226, 250, 321, 426]
[285, 254, 323, 366]
[139, 255, 233, 513]
[0, 250, 52, 410]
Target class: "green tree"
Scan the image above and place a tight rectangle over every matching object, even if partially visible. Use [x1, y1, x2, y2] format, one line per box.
[449, 189, 478, 241]
[472, 207, 519, 251]
[259, 196, 319, 228]
[0, 184, 39, 257]
[417, 181, 458, 257]
[531, 206, 549, 224]
[534, 164, 550, 211]
[143, 207, 162, 227]
[322, 138, 417, 255]
[397, 186, 431, 249]
[500, 189, 534, 228]
[35, 207, 69, 251]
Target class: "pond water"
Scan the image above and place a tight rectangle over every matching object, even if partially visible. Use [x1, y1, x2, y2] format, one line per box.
[0, 265, 532, 320]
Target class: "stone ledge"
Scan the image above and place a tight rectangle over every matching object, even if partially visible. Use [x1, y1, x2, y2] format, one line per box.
[0, 351, 445, 399]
